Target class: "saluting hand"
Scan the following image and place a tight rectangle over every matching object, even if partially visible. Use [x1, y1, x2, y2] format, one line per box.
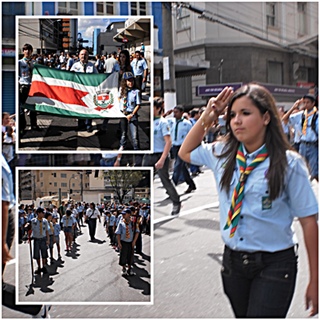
[203, 86, 234, 121]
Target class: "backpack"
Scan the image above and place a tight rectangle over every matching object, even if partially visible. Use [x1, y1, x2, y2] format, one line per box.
[301, 111, 318, 136]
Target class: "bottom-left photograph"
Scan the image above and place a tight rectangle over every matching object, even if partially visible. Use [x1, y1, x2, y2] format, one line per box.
[16, 168, 152, 305]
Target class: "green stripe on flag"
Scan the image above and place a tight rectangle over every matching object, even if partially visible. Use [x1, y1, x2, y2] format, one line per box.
[33, 64, 108, 86]
[25, 103, 121, 119]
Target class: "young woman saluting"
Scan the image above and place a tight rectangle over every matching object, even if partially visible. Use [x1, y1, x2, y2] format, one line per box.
[179, 83, 318, 318]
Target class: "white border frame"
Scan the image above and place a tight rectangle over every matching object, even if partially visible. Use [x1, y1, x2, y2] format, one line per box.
[16, 15, 154, 155]
[15, 166, 154, 306]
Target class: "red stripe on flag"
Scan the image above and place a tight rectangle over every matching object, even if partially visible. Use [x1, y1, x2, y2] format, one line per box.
[29, 81, 89, 107]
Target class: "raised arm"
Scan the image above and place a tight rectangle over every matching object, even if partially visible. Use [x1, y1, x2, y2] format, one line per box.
[179, 86, 234, 163]
[282, 98, 303, 123]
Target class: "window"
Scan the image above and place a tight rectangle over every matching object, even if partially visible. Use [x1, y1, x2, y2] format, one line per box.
[61, 182, 67, 187]
[40, 172, 43, 178]
[40, 182, 43, 187]
[54, 182, 57, 187]
[130, 2, 147, 15]
[62, 192, 68, 197]
[266, 3, 277, 27]
[58, 2, 79, 15]
[52, 173, 56, 178]
[177, 7, 191, 31]
[61, 173, 67, 178]
[297, 2, 307, 35]
[96, 2, 114, 15]
[268, 61, 283, 84]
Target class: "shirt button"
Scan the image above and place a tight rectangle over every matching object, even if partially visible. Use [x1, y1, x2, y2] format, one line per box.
[240, 215, 244, 219]
[240, 237, 244, 241]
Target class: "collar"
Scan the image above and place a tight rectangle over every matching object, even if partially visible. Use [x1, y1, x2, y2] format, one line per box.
[241, 143, 266, 161]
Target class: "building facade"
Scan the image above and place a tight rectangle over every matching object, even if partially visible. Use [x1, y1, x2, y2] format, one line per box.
[171, 2, 318, 108]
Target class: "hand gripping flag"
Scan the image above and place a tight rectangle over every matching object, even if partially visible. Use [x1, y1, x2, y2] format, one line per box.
[25, 65, 125, 119]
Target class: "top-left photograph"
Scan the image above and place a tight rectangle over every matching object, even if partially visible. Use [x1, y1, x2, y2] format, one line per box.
[16, 16, 152, 153]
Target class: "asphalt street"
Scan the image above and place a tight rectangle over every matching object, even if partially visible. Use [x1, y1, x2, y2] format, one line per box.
[16, 222, 151, 304]
[2, 167, 318, 318]
[18, 100, 151, 152]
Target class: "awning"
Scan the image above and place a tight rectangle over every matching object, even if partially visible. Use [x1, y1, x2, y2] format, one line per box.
[113, 18, 150, 44]
[154, 55, 210, 76]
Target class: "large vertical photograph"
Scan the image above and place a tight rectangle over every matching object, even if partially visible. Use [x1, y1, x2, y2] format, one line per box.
[17, 168, 152, 304]
[17, 16, 153, 153]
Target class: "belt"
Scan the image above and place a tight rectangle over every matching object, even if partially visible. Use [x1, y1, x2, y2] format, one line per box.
[225, 245, 296, 260]
[301, 140, 318, 146]
[121, 111, 132, 116]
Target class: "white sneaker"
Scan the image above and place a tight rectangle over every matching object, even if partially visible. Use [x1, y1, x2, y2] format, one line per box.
[32, 305, 51, 318]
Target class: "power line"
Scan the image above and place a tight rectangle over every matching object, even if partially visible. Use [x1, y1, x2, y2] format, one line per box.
[177, 2, 317, 58]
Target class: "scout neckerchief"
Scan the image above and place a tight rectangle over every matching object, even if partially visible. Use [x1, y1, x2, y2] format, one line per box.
[174, 117, 185, 142]
[49, 222, 54, 234]
[302, 107, 317, 135]
[224, 144, 268, 238]
[38, 218, 43, 236]
[124, 218, 131, 239]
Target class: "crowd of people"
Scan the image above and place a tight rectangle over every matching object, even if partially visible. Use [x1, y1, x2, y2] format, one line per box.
[18, 199, 151, 276]
[147, 88, 318, 217]
[18, 42, 149, 155]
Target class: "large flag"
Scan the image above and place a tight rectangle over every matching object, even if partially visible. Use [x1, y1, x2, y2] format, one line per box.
[25, 65, 125, 118]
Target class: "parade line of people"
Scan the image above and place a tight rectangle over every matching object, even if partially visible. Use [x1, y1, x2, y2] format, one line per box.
[18, 200, 150, 277]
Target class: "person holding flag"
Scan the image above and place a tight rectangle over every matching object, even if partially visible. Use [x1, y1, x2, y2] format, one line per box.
[18, 43, 40, 135]
[179, 84, 318, 317]
[70, 49, 98, 132]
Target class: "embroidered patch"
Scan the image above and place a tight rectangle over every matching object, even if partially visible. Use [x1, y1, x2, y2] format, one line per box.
[262, 196, 272, 210]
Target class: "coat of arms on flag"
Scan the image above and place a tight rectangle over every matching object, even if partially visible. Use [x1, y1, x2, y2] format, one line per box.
[25, 65, 124, 119]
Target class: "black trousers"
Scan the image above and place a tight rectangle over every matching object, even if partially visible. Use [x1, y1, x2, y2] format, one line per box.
[19, 84, 37, 129]
[88, 219, 97, 240]
[119, 240, 134, 267]
[2, 210, 42, 316]
[221, 245, 297, 318]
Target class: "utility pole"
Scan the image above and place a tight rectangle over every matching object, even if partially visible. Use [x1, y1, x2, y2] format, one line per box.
[162, 2, 177, 113]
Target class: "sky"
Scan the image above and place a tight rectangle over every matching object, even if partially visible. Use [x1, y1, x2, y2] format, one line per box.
[78, 18, 126, 47]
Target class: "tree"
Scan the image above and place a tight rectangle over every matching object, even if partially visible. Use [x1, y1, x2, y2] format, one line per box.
[104, 170, 146, 204]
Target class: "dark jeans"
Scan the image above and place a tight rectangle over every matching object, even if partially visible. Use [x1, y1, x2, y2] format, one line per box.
[143, 153, 180, 205]
[120, 116, 140, 150]
[221, 245, 297, 318]
[19, 84, 37, 129]
[2, 209, 42, 316]
[88, 219, 97, 240]
[171, 145, 196, 188]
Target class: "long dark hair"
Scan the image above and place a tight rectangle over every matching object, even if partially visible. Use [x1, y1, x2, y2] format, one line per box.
[120, 77, 137, 99]
[119, 50, 131, 71]
[218, 83, 292, 200]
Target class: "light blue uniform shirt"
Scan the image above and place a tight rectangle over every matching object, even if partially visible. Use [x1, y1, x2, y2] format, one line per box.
[119, 88, 141, 113]
[190, 141, 318, 252]
[61, 215, 74, 227]
[289, 110, 318, 142]
[53, 223, 61, 236]
[31, 218, 49, 239]
[115, 219, 139, 242]
[168, 118, 192, 146]
[18, 58, 33, 85]
[109, 214, 116, 227]
[131, 58, 147, 76]
[154, 117, 171, 153]
[2, 154, 15, 209]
